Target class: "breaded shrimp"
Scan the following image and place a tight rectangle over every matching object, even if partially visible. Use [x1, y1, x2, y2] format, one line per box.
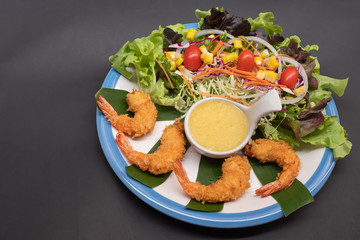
[115, 121, 186, 175]
[173, 155, 251, 204]
[97, 90, 157, 138]
[244, 139, 301, 198]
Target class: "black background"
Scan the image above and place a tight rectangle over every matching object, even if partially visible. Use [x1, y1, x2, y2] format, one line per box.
[1, 0, 359, 239]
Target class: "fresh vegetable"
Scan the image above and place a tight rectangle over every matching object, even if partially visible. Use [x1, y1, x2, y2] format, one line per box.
[183, 44, 202, 70]
[237, 49, 255, 72]
[108, 8, 351, 159]
[280, 66, 298, 89]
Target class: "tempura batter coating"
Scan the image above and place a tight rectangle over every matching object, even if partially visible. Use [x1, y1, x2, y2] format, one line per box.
[97, 90, 157, 138]
[244, 139, 301, 197]
[173, 155, 251, 204]
[116, 121, 186, 175]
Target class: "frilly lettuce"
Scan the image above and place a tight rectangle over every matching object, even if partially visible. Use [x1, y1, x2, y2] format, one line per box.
[109, 24, 186, 106]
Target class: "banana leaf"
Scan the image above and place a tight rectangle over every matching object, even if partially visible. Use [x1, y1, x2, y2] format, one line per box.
[96, 88, 314, 215]
[95, 88, 183, 120]
[185, 155, 224, 212]
[248, 156, 314, 217]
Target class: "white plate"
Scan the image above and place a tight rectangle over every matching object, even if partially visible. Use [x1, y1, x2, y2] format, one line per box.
[96, 65, 337, 228]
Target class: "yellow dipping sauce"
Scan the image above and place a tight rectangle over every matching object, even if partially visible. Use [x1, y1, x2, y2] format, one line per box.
[188, 100, 249, 152]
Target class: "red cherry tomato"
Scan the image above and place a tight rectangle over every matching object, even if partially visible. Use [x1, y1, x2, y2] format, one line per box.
[280, 66, 298, 89]
[237, 49, 255, 72]
[183, 44, 202, 71]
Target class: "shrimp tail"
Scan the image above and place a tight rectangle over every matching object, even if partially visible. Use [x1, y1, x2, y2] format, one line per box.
[172, 159, 190, 187]
[97, 95, 117, 118]
[115, 132, 134, 159]
[173, 159, 198, 198]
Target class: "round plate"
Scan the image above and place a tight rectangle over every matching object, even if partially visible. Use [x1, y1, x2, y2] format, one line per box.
[96, 23, 337, 228]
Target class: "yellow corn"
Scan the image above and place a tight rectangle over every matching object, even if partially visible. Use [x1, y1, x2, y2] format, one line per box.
[208, 34, 215, 38]
[177, 65, 185, 71]
[285, 96, 294, 100]
[293, 86, 306, 96]
[203, 52, 214, 64]
[267, 56, 279, 70]
[166, 51, 176, 60]
[175, 57, 183, 66]
[254, 56, 263, 65]
[310, 102, 316, 108]
[222, 52, 238, 63]
[200, 53, 205, 61]
[170, 60, 176, 71]
[260, 49, 269, 59]
[233, 39, 243, 49]
[256, 70, 266, 80]
[265, 71, 279, 83]
[186, 29, 196, 41]
[199, 45, 207, 54]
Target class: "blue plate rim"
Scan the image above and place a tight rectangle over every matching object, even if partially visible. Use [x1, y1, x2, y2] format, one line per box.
[96, 67, 336, 228]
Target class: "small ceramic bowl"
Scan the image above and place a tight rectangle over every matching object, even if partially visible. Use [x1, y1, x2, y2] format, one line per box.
[184, 89, 282, 158]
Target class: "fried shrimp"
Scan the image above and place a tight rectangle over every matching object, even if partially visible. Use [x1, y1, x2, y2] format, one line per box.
[173, 155, 251, 204]
[97, 90, 157, 138]
[115, 121, 186, 175]
[244, 139, 301, 198]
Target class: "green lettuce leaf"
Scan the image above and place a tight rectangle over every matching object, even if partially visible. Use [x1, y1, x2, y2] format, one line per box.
[308, 73, 349, 104]
[247, 12, 282, 36]
[301, 116, 351, 160]
[109, 26, 184, 107]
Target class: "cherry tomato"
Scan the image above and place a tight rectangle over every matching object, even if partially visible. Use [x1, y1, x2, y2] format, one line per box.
[183, 44, 202, 71]
[237, 49, 255, 72]
[280, 66, 298, 89]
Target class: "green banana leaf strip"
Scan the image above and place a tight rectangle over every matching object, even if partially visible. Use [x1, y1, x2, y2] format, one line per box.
[248, 156, 314, 217]
[95, 88, 183, 120]
[125, 140, 172, 188]
[185, 155, 224, 212]
[125, 138, 191, 188]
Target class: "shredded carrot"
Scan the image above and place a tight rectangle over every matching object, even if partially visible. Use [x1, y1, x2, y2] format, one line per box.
[154, 57, 174, 89]
[178, 67, 195, 99]
[275, 53, 297, 61]
[238, 35, 261, 57]
[164, 51, 175, 62]
[211, 40, 224, 55]
[206, 35, 220, 51]
[198, 91, 251, 107]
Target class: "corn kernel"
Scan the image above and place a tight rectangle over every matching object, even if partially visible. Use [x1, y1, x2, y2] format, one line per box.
[261, 49, 269, 59]
[222, 52, 237, 63]
[254, 56, 263, 65]
[233, 39, 243, 49]
[166, 51, 176, 60]
[170, 61, 176, 71]
[175, 57, 183, 66]
[256, 70, 266, 80]
[177, 65, 185, 71]
[200, 53, 205, 61]
[265, 71, 279, 83]
[266, 56, 279, 70]
[199, 45, 207, 54]
[186, 29, 197, 41]
[293, 86, 306, 96]
[310, 102, 316, 108]
[285, 96, 294, 100]
[204, 52, 214, 64]
[208, 34, 215, 38]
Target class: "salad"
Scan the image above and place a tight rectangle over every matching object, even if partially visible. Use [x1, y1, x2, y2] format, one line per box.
[108, 8, 351, 159]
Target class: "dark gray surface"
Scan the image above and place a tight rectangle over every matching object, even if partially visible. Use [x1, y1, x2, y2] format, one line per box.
[1, 0, 359, 239]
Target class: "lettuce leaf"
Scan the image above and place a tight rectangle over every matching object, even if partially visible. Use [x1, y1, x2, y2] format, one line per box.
[301, 116, 351, 160]
[247, 12, 282, 36]
[109, 26, 184, 107]
[308, 73, 349, 103]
